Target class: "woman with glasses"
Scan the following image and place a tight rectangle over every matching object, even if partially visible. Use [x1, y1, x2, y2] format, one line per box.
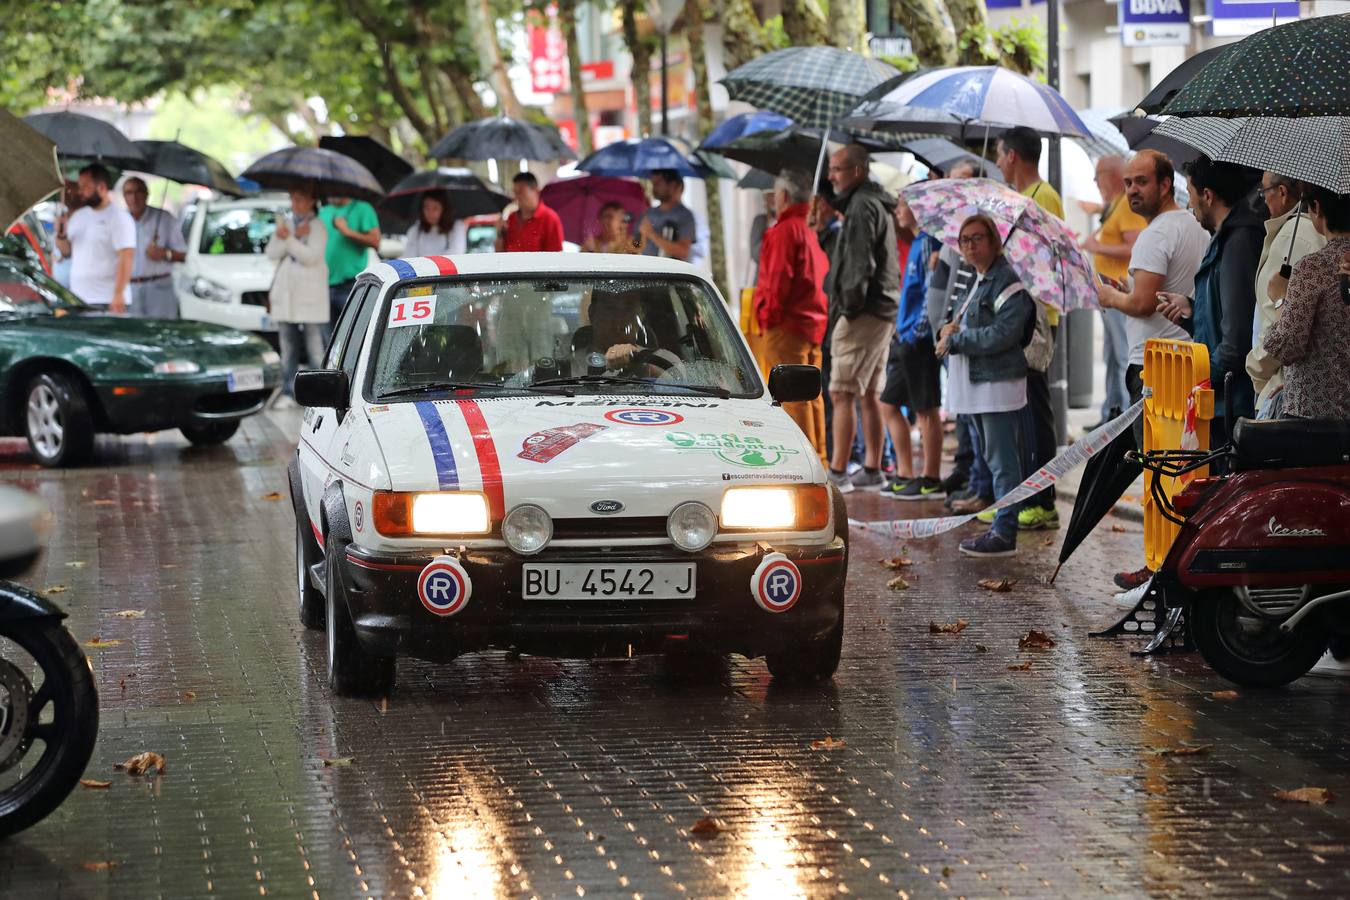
[935, 214, 1036, 558]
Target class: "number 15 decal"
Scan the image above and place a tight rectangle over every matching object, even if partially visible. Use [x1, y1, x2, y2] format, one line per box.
[388, 295, 436, 328]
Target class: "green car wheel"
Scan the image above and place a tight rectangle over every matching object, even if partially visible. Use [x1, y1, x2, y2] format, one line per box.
[24, 371, 94, 468]
[180, 421, 240, 446]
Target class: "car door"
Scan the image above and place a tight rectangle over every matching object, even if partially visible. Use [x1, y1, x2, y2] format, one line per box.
[298, 283, 378, 531]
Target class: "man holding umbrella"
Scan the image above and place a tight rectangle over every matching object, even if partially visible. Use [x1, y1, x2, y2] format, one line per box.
[121, 177, 186, 319]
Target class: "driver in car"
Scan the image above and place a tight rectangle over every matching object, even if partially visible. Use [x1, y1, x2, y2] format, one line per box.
[573, 291, 680, 376]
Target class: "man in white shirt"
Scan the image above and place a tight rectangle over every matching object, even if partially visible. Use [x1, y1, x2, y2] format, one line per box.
[55, 164, 136, 313]
[122, 177, 186, 318]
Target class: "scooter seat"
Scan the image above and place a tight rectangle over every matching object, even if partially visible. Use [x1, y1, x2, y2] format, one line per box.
[1231, 417, 1350, 470]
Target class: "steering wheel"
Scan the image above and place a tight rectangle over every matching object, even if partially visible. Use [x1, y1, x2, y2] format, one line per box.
[631, 347, 680, 373]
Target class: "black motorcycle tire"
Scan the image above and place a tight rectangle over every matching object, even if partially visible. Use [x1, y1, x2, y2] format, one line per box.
[0, 620, 99, 839]
[1190, 590, 1329, 688]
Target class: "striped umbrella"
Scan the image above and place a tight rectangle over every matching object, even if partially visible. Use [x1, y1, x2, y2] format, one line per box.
[873, 66, 1089, 138]
[1154, 115, 1350, 193]
[720, 47, 899, 131]
[241, 146, 385, 202]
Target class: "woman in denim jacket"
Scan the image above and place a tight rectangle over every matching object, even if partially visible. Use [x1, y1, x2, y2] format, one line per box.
[936, 214, 1035, 558]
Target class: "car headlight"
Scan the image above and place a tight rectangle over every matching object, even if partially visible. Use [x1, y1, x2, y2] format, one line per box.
[720, 486, 831, 531]
[372, 491, 491, 537]
[502, 504, 552, 555]
[153, 360, 202, 375]
[668, 501, 716, 552]
[261, 350, 281, 366]
[191, 276, 231, 303]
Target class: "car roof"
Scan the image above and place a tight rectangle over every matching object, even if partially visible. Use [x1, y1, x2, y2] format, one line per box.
[360, 253, 716, 289]
[200, 194, 289, 211]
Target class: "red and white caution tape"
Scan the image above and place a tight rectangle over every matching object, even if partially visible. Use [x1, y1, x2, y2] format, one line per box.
[849, 400, 1144, 540]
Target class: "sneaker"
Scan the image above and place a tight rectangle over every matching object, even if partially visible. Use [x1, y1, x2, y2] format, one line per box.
[975, 507, 996, 524]
[1113, 581, 1150, 608]
[850, 468, 886, 491]
[886, 476, 943, 501]
[1113, 566, 1153, 591]
[1017, 506, 1061, 531]
[828, 469, 854, 495]
[952, 495, 993, 515]
[959, 531, 1017, 558]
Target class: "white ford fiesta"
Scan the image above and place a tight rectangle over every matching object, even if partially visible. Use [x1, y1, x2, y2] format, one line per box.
[288, 252, 848, 696]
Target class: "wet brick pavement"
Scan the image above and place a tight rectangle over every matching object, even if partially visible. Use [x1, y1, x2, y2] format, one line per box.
[2, 414, 1348, 898]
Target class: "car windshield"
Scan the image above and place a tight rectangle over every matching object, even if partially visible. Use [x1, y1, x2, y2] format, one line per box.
[368, 276, 759, 399]
[0, 256, 87, 315]
[199, 207, 278, 254]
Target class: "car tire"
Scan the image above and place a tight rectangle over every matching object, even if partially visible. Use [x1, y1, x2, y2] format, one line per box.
[765, 610, 844, 683]
[23, 371, 94, 468]
[295, 517, 325, 631]
[1189, 589, 1328, 688]
[180, 421, 240, 446]
[324, 534, 395, 697]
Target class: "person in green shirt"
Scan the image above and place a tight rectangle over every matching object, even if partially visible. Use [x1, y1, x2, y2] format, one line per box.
[317, 195, 381, 337]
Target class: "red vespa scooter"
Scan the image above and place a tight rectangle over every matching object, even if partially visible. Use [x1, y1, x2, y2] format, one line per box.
[1128, 417, 1350, 687]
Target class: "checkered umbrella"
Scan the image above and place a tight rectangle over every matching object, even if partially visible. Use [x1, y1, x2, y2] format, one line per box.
[241, 146, 385, 202]
[1154, 115, 1350, 193]
[1161, 15, 1350, 118]
[720, 47, 900, 130]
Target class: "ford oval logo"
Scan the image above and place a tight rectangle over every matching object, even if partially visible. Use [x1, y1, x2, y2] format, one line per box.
[590, 499, 624, 515]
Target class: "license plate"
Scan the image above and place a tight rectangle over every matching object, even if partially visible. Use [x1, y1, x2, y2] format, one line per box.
[227, 367, 265, 392]
[522, 563, 696, 600]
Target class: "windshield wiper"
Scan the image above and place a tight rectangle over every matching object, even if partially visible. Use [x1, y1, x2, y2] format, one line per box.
[377, 381, 497, 400]
[529, 375, 731, 399]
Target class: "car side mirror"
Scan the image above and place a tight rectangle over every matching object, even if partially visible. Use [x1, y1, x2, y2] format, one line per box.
[768, 364, 821, 405]
[294, 369, 350, 410]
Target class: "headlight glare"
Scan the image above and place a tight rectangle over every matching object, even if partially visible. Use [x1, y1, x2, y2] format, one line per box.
[372, 491, 491, 537]
[667, 501, 716, 552]
[153, 360, 201, 375]
[502, 504, 552, 555]
[720, 487, 796, 529]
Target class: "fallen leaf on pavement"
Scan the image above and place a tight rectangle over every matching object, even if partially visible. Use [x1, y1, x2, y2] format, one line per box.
[1041, 538, 1054, 547]
[1006, 661, 1033, 671]
[114, 610, 145, 619]
[1275, 787, 1334, 805]
[811, 736, 846, 750]
[91, 499, 116, 506]
[977, 577, 1016, 592]
[690, 817, 722, 836]
[115, 751, 166, 776]
[42, 585, 67, 595]
[880, 557, 913, 569]
[1210, 690, 1239, 700]
[260, 491, 284, 501]
[182, 691, 196, 701]
[975, 644, 989, 653]
[1111, 524, 1128, 533]
[82, 860, 121, 872]
[887, 575, 910, 590]
[118, 679, 126, 693]
[929, 619, 969, 635]
[1154, 744, 1212, 757]
[323, 757, 354, 767]
[1018, 630, 1056, 650]
[66, 560, 87, 568]
[84, 636, 121, 649]
[80, 779, 111, 789]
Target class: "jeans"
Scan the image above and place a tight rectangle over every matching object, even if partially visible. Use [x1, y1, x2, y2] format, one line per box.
[976, 410, 1024, 542]
[278, 322, 326, 396]
[324, 279, 357, 343]
[1100, 308, 1129, 418]
[964, 415, 992, 499]
[1022, 367, 1057, 512]
[1126, 362, 1145, 447]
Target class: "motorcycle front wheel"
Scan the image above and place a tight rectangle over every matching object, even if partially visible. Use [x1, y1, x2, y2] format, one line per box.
[1190, 589, 1329, 688]
[0, 620, 99, 839]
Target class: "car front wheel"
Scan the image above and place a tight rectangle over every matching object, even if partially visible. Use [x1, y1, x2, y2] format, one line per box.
[180, 421, 240, 446]
[324, 534, 395, 697]
[24, 372, 94, 468]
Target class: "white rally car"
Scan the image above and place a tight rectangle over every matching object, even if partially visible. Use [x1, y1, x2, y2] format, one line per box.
[289, 253, 848, 696]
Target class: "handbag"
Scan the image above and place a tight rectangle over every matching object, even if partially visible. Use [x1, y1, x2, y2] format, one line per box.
[1023, 301, 1053, 373]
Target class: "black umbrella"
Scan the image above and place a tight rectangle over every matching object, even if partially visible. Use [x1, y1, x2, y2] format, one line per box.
[23, 111, 146, 168]
[380, 168, 509, 225]
[1109, 113, 1204, 169]
[429, 116, 576, 162]
[716, 126, 906, 176]
[131, 140, 244, 196]
[1135, 46, 1227, 115]
[241, 146, 385, 202]
[319, 135, 413, 192]
[737, 168, 776, 191]
[1052, 426, 1142, 582]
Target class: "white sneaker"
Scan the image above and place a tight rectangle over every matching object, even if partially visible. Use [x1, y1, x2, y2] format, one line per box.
[1309, 652, 1350, 678]
[1113, 581, 1150, 608]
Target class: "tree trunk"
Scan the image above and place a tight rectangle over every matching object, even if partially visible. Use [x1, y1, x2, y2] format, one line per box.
[375, 42, 438, 146]
[684, 0, 729, 301]
[557, 0, 593, 156]
[620, 0, 653, 137]
[466, 0, 523, 118]
[443, 60, 490, 120]
[945, 0, 989, 65]
[292, 94, 333, 141]
[721, 0, 774, 70]
[781, 0, 828, 47]
[889, 0, 956, 67]
[827, 0, 867, 53]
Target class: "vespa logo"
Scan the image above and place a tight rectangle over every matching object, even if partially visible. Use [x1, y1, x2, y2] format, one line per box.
[1266, 517, 1326, 539]
[590, 499, 624, 515]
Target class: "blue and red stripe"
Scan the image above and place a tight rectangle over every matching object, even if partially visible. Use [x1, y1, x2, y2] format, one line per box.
[414, 401, 460, 490]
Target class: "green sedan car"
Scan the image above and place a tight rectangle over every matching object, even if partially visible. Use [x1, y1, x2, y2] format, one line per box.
[0, 255, 282, 467]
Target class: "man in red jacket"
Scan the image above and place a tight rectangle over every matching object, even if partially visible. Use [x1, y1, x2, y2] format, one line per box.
[754, 168, 830, 461]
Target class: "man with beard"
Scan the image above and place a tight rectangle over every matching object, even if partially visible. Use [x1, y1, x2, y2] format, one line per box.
[638, 169, 697, 262]
[55, 163, 136, 313]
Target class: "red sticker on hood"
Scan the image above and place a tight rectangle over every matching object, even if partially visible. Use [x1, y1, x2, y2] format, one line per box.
[517, 422, 608, 464]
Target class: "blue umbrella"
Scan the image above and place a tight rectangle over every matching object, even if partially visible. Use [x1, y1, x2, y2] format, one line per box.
[699, 111, 793, 151]
[577, 138, 709, 179]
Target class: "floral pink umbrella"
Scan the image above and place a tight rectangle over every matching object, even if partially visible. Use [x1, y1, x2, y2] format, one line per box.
[901, 178, 1098, 312]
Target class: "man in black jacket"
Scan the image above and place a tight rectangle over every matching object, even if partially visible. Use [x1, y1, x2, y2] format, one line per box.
[823, 144, 900, 494]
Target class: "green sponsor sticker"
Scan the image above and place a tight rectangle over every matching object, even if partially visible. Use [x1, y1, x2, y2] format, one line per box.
[666, 432, 800, 468]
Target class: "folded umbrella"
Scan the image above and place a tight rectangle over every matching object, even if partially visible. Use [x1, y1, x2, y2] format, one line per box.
[241, 146, 384, 202]
[131, 140, 244, 196]
[380, 168, 509, 226]
[23, 110, 146, 168]
[429, 116, 576, 162]
[319, 135, 413, 192]
[538, 175, 648, 246]
[577, 137, 709, 179]
[902, 177, 1099, 313]
[0, 107, 62, 230]
[1055, 426, 1142, 579]
[1154, 115, 1350, 194]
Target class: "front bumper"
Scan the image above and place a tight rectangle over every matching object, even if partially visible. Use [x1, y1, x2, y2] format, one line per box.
[341, 540, 847, 661]
[94, 368, 281, 434]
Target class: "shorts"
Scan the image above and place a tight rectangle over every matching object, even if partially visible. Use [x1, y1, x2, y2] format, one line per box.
[881, 334, 941, 411]
[828, 312, 893, 396]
